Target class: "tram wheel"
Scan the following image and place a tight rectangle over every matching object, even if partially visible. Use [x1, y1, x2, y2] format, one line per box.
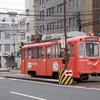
[52, 72, 58, 79]
[74, 74, 89, 82]
[80, 74, 89, 81]
[30, 71, 36, 77]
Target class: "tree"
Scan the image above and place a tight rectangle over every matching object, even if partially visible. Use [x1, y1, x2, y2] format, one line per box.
[17, 42, 26, 56]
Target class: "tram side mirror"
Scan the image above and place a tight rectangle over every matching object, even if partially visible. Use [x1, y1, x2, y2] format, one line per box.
[62, 59, 65, 64]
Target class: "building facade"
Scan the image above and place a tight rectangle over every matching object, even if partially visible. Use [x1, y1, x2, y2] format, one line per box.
[34, 0, 100, 35]
[0, 13, 19, 69]
[37, 0, 85, 34]
[19, 0, 100, 44]
[19, 0, 39, 45]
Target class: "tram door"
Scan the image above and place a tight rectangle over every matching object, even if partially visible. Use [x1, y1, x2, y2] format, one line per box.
[46, 45, 61, 76]
[68, 43, 75, 74]
[46, 46, 53, 76]
[35, 47, 47, 75]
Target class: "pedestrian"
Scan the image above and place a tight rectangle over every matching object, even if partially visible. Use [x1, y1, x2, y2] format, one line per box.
[12, 63, 15, 69]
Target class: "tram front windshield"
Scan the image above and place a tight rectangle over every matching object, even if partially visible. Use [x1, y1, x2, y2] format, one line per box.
[86, 42, 99, 57]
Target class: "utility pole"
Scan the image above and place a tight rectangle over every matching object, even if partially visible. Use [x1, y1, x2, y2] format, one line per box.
[12, 18, 16, 67]
[64, 0, 69, 69]
[76, 12, 82, 31]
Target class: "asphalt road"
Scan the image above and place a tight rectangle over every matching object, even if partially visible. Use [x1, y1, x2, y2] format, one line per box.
[0, 77, 100, 100]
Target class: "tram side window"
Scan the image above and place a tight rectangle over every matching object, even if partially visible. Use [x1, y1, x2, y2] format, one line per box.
[27, 48, 31, 59]
[21, 49, 24, 60]
[58, 44, 63, 58]
[71, 43, 74, 57]
[52, 45, 57, 58]
[36, 47, 39, 59]
[41, 47, 45, 58]
[67, 43, 71, 57]
[32, 48, 35, 59]
[47, 46, 51, 58]
[79, 42, 84, 58]
[38, 47, 42, 58]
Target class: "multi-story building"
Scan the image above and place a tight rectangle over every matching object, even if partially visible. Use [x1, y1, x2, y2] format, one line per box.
[34, 0, 100, 36]
[19, 0, 100, 44]
[19, 0, 39, 45]
[0, 12, 19, 69]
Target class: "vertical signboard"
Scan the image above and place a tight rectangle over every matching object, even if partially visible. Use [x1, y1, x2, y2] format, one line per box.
[61, 35, 65, 48]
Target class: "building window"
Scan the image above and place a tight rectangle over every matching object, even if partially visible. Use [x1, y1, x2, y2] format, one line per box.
[26, 23, 30, 32]
[40, 10, 44, 19]
[4, 31, 10, 39]
[57, 20, 59, 28]
[57, 3, 64, 13]
[66, 18, 69, 27]
[40, 0, 44, 4]
[26, 9, 29, 15]
[2, 18, 6, 22]
[69, 17, 74, 26]
[47, 7, 55, 16]
[76, 0, 81, 7]
[51, 22, 55, 30]
[71, 0, 81, 7]
[60, 20, 64, 28]
[40, 25, 44, 31]
[73, 0, 76, 7]
[5, 44, 10, 52]
[20, 19, 25, 27]
[27, 36, 30, 44]
[47, 22, 56, 31]
[47, 23, 51, 31]
[69, 0, 73, 8]
[20, 34, 25, 40]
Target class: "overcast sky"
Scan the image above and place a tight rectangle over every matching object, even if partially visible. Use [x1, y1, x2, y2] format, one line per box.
[0, 0, 25, 13]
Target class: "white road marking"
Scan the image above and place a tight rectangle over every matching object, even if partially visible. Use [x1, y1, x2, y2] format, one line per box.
[10, 91, 47, 100]
[8, 78, 100, 91]
[9, 78, 17, 80]
[0, 77, 5, 79]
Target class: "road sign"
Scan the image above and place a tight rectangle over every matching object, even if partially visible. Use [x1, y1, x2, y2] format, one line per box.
[59, 69, 73, 85]
[65, 70, 73, 76]
[61, 35, 65, 48]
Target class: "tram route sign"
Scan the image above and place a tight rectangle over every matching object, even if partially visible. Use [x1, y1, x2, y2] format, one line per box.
[61, 35, 65, 48]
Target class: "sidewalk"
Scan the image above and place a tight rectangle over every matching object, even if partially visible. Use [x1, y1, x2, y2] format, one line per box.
[0, 68, 10, 72]
[0, 69, 25, 77]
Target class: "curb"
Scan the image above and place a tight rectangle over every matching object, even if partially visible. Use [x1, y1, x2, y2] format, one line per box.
[0, 70, 10, 72]
[5, 75, 59, 84]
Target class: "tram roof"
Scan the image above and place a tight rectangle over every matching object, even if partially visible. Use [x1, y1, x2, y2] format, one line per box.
[42, 31, 87, 41]
[22, 31, 98, 49]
